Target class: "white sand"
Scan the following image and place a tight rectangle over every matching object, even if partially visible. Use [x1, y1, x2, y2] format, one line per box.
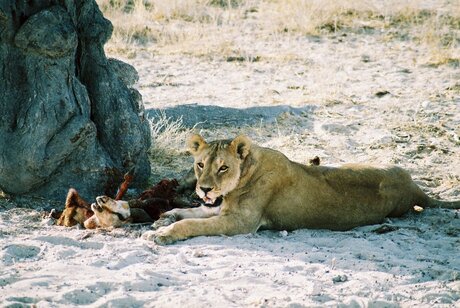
[1, 17, 460, 308]
[1, 207, 459, 306]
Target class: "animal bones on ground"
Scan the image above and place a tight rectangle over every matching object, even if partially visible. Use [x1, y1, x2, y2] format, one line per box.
[56, 178, 190, 228]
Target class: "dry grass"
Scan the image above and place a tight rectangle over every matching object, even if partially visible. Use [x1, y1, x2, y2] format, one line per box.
[95, 0, 459, 182]
[147, 111, 194, 181]
[148, 110, 189, 154]
[97, 0, 459, 63]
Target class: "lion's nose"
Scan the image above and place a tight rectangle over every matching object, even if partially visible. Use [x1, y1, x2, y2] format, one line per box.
[200, 187, 213, 194]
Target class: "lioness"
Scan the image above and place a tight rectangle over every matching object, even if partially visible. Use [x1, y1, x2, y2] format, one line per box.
[142, 134, 460, 245]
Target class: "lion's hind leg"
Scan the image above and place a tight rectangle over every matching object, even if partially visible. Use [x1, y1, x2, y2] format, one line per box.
[380, 177, 429, 217]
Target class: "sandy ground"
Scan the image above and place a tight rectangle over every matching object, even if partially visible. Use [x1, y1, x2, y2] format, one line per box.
[1, 14, 460, 308]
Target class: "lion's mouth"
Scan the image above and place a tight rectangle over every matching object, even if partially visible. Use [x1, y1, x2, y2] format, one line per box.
[203, 196, 214, 204]
[201, 196, 223, 208]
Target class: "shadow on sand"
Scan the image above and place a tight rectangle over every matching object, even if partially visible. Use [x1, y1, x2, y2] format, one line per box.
[146, 103, 316, 129]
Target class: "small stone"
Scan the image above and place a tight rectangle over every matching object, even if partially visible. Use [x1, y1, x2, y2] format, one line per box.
[280, 230, 288, 237]
[332, 275, 348, 283]
[375, 90, 390, 98]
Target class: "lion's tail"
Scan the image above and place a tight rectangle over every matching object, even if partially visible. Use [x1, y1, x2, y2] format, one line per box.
[425, 197, 460, 209]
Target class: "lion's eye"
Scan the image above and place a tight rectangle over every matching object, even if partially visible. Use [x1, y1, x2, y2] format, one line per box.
[218, 165, 228, 172]
[197, 162, 204, 169]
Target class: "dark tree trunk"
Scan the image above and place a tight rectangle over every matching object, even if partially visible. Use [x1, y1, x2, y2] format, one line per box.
[0, 0, 151, 201]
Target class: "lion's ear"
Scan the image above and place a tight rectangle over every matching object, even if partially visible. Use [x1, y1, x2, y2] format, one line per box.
[230, 135, 252, 160]
[187, 134, 207, 155]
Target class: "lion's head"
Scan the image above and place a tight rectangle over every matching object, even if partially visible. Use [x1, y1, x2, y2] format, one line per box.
[187, 134, 251, 205]
[83, 196, 131, 229]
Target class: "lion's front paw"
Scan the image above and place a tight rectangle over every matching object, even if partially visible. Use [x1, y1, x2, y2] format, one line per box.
[141, 226, 177, 245]
[141, 230, 157, 241]
[152, 213, 177, 230]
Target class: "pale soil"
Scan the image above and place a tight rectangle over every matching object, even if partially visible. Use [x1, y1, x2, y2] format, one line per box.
[1, 7, 460, 308]
[140, 32, 460, 197]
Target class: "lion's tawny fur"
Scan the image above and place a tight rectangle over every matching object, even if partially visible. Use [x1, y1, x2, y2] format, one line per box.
[143, 134, 460, 245]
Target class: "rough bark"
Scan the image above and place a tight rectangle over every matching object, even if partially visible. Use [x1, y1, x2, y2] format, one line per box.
[0, 0, 151, 201]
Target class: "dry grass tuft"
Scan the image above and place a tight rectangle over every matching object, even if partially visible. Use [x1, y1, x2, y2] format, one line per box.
[97, 0, 459, 64]
[97, 0, 243, 52]
[147, 111, 194, 180]
[148, 110, 190, 156]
